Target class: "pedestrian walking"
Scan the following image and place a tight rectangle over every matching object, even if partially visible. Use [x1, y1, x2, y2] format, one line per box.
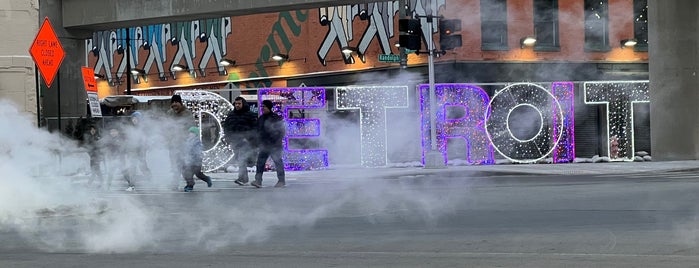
[222, 97, 258, 186]
[251, 100, 286, 188]
[126, 111, 152, 181]
[101, 126, 135, 191]
[82, 125, 103, 186]
[166, 94, 196, 189]
[182, 126, 213, 192]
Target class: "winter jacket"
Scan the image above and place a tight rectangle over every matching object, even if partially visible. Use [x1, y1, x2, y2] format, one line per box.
[257, 112, 285, 149]
[82, 131, 101, 156]
[184, 135, 204, 166]
[222, 99, 258, 146]
[167, 107, 195, 131]
[166, 107, 195, 146]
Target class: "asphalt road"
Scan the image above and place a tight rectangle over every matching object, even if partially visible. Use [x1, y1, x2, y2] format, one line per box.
[4, 170, 699, 267]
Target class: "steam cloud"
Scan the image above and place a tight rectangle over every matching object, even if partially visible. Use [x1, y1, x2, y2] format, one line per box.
[0, 95, 463, 253]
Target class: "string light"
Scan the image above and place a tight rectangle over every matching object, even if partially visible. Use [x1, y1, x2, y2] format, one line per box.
[335, 86, 410, 167]
[258, 88, 328, 170]
[176, 90, 235, 172]
[419, 84, 494, 165]
[552, 82, 575, 163]
[170, 81, 645, 168]
[485, 83, 563, 163]
[584, 81, 649, 161]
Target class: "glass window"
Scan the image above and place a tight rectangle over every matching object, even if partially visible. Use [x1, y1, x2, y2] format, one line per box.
[534, 0, 560, 51]
[633, 0, 648, 51]
[584, 0, 610, 51]
[481, 0, 508, 50]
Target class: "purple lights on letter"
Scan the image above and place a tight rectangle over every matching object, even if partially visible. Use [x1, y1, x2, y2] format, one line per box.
[552, 82, 575, 163]
[420, 84, 494, 165]
[258, 88, 329, 170]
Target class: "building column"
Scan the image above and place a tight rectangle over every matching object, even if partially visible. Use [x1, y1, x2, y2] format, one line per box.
[39, 0, 90, 132]
[649, 0, 699, 160]
[0, 0, 40, 125]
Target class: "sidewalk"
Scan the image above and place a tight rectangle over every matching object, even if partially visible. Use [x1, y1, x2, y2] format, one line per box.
[267, 160, 699, 181]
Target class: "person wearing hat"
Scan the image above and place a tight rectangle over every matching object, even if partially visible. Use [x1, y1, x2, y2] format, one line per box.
[251, 100, 286, 188]
[166, 94, 195, 189]
[222, 96, 258, 186]
[182, 126, 213, 192]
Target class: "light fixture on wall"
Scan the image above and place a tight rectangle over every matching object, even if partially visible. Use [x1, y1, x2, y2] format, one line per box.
[171, 64, 187, 71]
[520, 36, 537, 48]
[620, 38, 637, 49]
[219, 59, 236, 66]
[130, 68, 144, 75]
[271, 53, 289, 61]
[94, 73, 105, 79]
[341, 46, 357, 54]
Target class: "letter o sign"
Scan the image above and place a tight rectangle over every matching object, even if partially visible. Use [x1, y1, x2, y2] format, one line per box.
[485, 83, 563, 163]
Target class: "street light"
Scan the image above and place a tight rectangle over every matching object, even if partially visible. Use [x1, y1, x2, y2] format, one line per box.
[271, 53, 288, 61]
[520, 36, 537, 48]
[341, 46, 357, 54]
[620, 38, 637, 49]
[171, 64, 187, 71]
[219, 59, 236, 66]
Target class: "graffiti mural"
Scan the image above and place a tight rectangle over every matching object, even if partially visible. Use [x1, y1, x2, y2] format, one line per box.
[87, 17, 231, 85]
[317, 0, 444, 65]
[247, 11, 308, 88]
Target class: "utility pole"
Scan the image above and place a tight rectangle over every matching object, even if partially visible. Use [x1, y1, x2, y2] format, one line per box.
[399, 0, 408, 68]
[399, 3, 449, 168]
[126, 29, 132, 95]
[421, 14, 446, 169]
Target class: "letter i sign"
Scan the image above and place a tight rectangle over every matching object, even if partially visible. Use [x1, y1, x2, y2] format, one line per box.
[29, 17, 65, 87]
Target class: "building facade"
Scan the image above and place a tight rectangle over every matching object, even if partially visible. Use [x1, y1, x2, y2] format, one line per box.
[82, 0, 651, 167]
[0, 0, 40, 126]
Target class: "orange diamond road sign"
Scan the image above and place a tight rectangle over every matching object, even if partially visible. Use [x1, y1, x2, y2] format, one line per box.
[81, 67, 97, 92]
[29, 17, 65, 87]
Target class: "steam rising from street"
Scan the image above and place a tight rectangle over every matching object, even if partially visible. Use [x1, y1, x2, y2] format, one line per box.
[0, 98, 463, 253]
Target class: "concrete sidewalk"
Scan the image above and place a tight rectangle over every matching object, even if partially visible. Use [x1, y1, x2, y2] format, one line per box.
[216, 160, 699, 182]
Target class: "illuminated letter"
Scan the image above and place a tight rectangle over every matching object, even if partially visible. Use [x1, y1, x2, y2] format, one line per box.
[584, 81, 649, 161]
[419, 84, 494, 165]
[176, 90, 235, 172]
[258, 88, 328, 170]
[335, 86, 409, 167]
[552, 82, 575, 163]
[485, 83, 563, 163]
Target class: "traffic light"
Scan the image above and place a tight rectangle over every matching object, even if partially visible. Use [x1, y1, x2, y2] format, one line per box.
[399, 19, 421, 51]
[439, 19, 462, 50]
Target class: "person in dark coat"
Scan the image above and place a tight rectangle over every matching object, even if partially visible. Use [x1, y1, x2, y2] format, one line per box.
[166, 94, 195, 189]
[251, 100, 286, 188]
[82, 125, 103, 186]
[182, 126, 213, 192]
[222, 97, 258, 185]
